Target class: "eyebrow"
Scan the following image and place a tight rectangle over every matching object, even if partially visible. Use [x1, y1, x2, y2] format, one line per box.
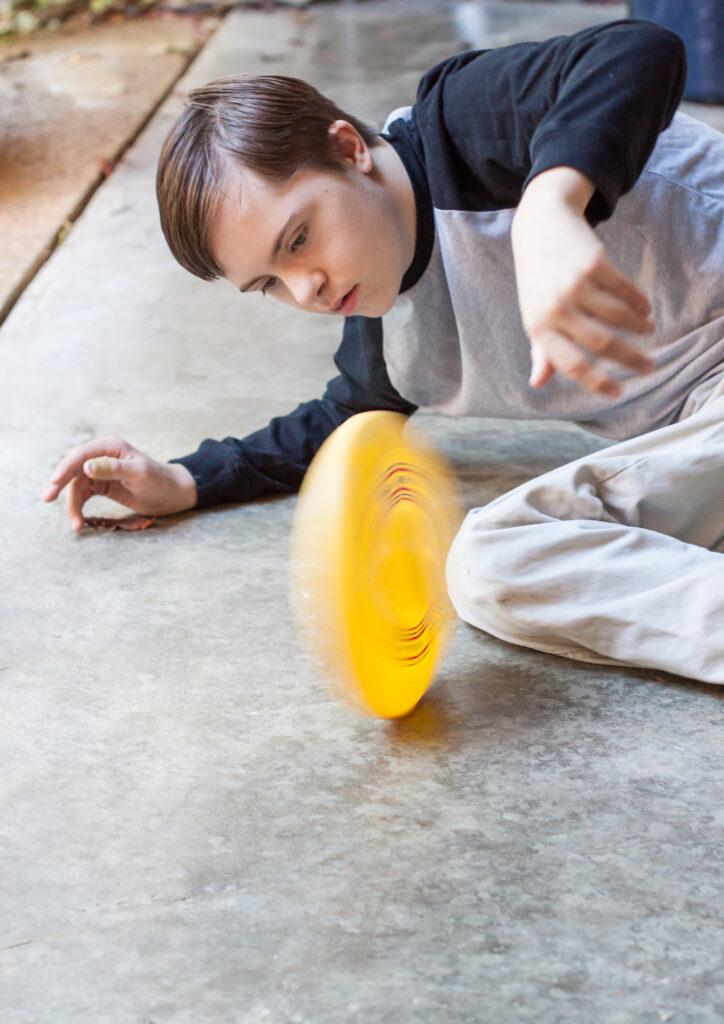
[238, 210, 299, 293]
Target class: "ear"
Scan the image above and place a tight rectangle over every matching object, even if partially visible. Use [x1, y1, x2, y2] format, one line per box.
[327, 120, 373, 173]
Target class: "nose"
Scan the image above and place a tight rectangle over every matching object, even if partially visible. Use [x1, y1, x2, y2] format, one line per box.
[287, 269, 325, 309]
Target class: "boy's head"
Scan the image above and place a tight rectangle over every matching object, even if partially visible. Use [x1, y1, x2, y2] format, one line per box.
[156, 75, 415, 318]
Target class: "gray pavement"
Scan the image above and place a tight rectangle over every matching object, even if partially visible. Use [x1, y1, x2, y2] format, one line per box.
[3, 2, 724, 1021]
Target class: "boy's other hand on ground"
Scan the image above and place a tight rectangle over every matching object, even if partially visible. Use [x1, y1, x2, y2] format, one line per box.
[512, 166, 656, 398]
[41, 435, 198, 534]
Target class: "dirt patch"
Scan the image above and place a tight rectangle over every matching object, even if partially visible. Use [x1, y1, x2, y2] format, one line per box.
[0, 10, 219, 324]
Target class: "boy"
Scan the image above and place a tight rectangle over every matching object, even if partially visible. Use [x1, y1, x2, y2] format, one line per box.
[42, 20, 724, 683]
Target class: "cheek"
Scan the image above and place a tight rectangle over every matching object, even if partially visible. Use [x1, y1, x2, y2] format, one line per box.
[334, 216, 394, 279]
[369, 215, 404, 276]
[329, 191, 389, 263]
[278, 289, 302, 310]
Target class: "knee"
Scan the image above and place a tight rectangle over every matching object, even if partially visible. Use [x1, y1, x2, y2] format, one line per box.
[446, 504, 531, 638]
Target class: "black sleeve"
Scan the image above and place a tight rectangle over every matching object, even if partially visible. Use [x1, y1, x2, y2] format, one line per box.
[414, 19, 686, 224]
[168, 316, 418, 509]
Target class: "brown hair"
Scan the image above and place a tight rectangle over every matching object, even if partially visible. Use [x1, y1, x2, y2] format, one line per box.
[156, 74, 381, 281]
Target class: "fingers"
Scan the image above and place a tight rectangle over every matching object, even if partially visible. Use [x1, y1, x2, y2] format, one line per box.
[63, 464, 139, 533]
[531, 307, 654, 396]
[535, 330, 623, 397]
[66, 474, 94, 534]
[42, 435, 128, 502]
[43, 437, 139, 534]
[529, 342, 556, 388]
[529, 258, 656, 395]
[562, 310, 654, 374]
[84, 456, 126, 481]
[592, 259, 653, 319]
[579, 281, 655, 336]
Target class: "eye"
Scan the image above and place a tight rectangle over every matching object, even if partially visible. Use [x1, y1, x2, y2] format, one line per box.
[259, 227, 306, 296]
[261, 276, 277, 296]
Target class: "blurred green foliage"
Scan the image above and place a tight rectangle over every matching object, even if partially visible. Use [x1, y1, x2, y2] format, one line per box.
[0, 0, 195, 36]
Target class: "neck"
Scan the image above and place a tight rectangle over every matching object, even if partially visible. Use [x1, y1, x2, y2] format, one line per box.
[374, 138, 418, 273]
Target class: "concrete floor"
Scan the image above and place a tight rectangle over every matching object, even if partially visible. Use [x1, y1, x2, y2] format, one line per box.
[4, 1, 724, 1021]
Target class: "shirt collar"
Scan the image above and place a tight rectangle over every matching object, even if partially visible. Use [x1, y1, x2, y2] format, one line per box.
[382, 116, 435, 294]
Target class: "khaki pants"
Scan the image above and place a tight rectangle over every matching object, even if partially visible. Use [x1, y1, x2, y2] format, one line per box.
[445, 378, 724, 683]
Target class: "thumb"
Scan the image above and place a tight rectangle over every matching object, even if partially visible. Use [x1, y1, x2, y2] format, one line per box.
[529, 342, 555, 388]
[83, 455, 136, 482]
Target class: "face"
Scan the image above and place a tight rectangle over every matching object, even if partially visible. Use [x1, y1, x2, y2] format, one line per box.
[209, 123, 414, 318]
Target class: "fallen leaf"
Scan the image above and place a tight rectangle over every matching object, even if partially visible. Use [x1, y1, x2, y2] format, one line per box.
[0, 48, 30, 64]
[56, 217, 73, 243]
[83, 514, 157, 531]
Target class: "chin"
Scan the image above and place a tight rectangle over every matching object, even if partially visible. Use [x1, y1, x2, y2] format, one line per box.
[367, 285, 400, 318]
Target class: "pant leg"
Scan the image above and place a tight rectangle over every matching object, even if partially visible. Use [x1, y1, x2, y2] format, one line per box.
[446, 384, 724, 684]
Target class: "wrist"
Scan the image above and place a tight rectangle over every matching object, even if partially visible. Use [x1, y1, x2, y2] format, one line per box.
[167, 461, 198, 511]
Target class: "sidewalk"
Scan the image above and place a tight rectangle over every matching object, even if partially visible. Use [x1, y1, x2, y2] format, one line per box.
[0, 11, 219, 324]
[3, 2, 724, 1021]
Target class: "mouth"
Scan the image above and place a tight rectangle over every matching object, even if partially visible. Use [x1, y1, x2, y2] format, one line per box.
[332, 284, 359, 315]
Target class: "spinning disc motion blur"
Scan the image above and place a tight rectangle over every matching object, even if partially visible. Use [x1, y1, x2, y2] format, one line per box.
[290, 411, 460, 719]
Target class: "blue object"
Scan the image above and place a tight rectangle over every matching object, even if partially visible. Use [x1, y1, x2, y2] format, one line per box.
[630, 0, 724, 103]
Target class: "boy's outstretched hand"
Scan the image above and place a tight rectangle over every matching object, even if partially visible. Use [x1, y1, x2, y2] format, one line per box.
[511, 166, 656, 398]
[42, 435, 198, 534]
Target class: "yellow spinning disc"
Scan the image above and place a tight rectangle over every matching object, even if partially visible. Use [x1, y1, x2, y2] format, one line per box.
[290, 411, 460, 719]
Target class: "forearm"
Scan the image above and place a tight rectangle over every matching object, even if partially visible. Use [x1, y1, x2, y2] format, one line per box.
[512, 166, 600, 290]
[511, 164, 605, 345]
[168, 317, 416, 510]
[515, 166, 595, 223]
